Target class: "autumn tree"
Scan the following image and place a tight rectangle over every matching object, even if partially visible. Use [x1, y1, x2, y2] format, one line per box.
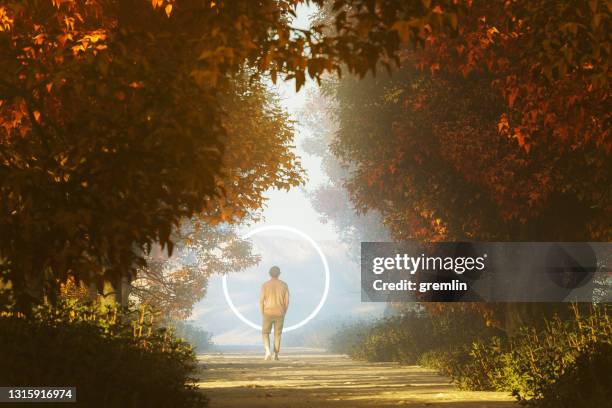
[131, 71, 298, 318]
[317, 0, 610, 331]
[329, 0, 610, 243]
[207, 71, 303, 224]
[131, 223, 259, 321]
[1, 0, 228, 309]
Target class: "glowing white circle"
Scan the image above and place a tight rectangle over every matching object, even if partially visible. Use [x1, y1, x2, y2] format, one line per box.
[222, 225, 330, 333]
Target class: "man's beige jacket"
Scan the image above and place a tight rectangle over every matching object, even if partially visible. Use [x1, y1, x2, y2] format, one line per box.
[259, 279, 289, 316]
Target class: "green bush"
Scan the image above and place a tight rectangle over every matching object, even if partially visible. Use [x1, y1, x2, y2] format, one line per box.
[172, 321, 214, 352]
[417, 350, 455, 375]
[0, 303, 207, 408]
[332, 314, 434, 363]
[419, 306, 612, 402]
[534, 342, 612, 408]
[431, 306, 612, 405]
[332, 309, 502, 365]
[505, 306, 611, 404]
[332, 305, 611, 407]
[328, 321, 371, 356]
[417, 338, 516, 391]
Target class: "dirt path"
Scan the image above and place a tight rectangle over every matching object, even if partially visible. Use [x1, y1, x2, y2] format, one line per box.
[196, 348, 518, 407]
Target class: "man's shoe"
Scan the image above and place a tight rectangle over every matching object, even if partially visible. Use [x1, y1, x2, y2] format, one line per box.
[264, 352, 272, 361]
[274, 353, 279, 361]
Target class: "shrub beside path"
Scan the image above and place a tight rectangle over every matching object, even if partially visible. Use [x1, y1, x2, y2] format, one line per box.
[196, 348, 518, 407]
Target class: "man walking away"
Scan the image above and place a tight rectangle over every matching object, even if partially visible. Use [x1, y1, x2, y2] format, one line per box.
[259, 266, 289, 361]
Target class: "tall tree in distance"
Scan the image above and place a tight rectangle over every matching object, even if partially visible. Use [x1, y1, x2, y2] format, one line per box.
[300, 86, 389, 261]
[206, 72, 304, 224]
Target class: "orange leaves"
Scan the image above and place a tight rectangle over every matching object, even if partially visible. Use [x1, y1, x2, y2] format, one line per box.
[151, 0, 173, 17]
[294, 70, 306, 92]
[497, 113, 509, 134]
[0, 100, 34, 141]
[84, 31, 106, 44]
[0, 6, 13, 32]
[507, 87, 519, 108]
[498, 114, 531, 154]
[406, 93, 427, 112]
[555, 125, 569, 141]
[64, 16, 75, 31]
[58, 32, 73, 46]
[513, 127, 530, 154]
[71, 30, 108, 55]
[429, 62, 440, 75]
[460, 64, 472, 77]
[430, 216, 448, 241]
[391, 19, 422, 43]
[33, 33, 47, 45]
[486, 26, 499, 41]
[51, 0, 77, 9]
[129, 81, 145, 89]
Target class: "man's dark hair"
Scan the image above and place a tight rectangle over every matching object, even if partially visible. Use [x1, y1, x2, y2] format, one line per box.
[269, 266, 281, 278]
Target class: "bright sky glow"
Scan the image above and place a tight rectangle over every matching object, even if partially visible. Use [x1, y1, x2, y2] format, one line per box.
[190, 5, 385, 345]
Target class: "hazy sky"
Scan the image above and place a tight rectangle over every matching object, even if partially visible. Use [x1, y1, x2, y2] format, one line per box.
[190, 6, 385, 345]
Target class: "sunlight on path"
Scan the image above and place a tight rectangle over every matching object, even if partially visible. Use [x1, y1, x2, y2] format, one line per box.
[196, 348, 518, 407]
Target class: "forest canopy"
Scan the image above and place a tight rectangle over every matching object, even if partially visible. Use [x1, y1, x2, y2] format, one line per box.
[1, 0, 610, 312]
